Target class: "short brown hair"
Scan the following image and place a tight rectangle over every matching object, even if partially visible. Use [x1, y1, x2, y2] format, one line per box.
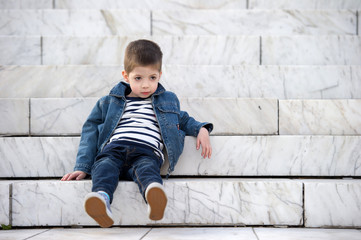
[124, 39, 163, 73]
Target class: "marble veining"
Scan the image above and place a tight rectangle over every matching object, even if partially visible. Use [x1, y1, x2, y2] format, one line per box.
[11, 179, 303, 226]
[262, 36, 361, 65]
[304, 181, 361, 227]
[42, 36, 260, 65]
[0, 137, 78, 177]
[279, 99, 361, 135]
[153, 10, 356, 35]
[30, 98, 98, 135]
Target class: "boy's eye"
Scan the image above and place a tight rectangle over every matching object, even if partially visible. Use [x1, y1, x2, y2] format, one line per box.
[150, 76, 157, 80]
[135, 77, 141, 80]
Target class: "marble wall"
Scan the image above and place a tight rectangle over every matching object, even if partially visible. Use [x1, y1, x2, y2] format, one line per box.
[0, 36, 40, 65]
[0, 98, 29, 135]
[249, 0, 361, 9]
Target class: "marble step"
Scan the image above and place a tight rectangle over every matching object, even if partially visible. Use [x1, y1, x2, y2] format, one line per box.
[2, 0, 360, 10]
[0, 98, 278, 136]
[1, 179, 360, 227]
[0, 0, 247, 9]
[2, 35, 361, 65]
[1, 136, 360, 178]
[2, 98, 361, 136]
[1, 65, 361, 99]
[0, 9, 356, 36]
[10, 179, 304, 226]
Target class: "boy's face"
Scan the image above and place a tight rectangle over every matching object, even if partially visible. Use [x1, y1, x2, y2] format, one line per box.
[122, 65, 162, 98]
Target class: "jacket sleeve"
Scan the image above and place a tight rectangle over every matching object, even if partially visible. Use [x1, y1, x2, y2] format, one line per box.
[73, 98, 104, 174]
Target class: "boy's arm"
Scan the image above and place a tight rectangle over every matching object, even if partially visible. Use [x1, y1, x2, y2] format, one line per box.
[62, 99, 104, 180]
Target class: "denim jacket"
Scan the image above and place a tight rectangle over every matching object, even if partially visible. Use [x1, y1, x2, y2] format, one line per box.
[74, 82, 213, 175]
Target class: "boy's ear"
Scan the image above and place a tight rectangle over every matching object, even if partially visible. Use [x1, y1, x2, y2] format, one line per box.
[122, 70, 129, 82]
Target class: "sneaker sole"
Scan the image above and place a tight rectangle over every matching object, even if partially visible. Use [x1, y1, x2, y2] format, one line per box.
[84, 196, 114, 228]
[147, 187, 167, 221]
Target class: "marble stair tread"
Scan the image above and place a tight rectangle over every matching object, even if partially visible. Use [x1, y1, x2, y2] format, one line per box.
[1, 65, 361, 99]
[10, 179, 304, 226]
[1, 136, 360, 178]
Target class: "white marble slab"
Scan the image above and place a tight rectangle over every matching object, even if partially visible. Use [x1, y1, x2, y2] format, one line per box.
[30, 98, 98, 135]
[0, 182, 10, 226]
[1, 65, 360, 99]
[55, 0, 247, 9]
[11, 179, 303, 226]
[304, 180, 361, 227]
[0, 98, 29, 135]
[144, 227, 257, 240]
[0, 10, 150, 35]
[262, 36, 361, 65]
[254, 228, 361, 240]
[0, 137, 78, 177]
[42, 36, 260, 65]
[30, 228, 151, 240]
[249, 0, 361, 9]
[2, 136, 360, 178]
[0, 36, 41, 65]
[279, 99, 361, 135]
[0, 0, 52, 9]
[180, 98, 278, 135]
[153, 10, 356, 35]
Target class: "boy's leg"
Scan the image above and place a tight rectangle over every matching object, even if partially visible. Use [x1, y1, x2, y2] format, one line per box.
[85, 143, 127, 227]
[126, 147, 167, 221]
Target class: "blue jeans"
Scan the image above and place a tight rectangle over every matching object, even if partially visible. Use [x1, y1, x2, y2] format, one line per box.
[91, 141, 163, 203]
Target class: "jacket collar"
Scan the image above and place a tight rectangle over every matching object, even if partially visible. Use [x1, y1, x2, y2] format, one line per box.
[109, 81, 166, 98]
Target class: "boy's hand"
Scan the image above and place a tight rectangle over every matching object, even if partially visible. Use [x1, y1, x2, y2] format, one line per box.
[61, 171, 87, 181]
[196, 127, 212, 159]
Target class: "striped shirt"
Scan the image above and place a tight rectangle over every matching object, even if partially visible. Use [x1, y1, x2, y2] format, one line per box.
[109, 97, 164, 159]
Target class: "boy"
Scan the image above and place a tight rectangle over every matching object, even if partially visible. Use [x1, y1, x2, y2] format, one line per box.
[61, 39, 213, 228]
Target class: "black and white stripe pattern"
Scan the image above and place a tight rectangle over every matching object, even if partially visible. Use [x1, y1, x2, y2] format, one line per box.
[109, 97, 164, 159]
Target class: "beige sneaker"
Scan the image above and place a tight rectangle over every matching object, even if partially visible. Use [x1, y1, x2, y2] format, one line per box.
[84, 192, 114, 228]
[145, 182, 167, 221]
